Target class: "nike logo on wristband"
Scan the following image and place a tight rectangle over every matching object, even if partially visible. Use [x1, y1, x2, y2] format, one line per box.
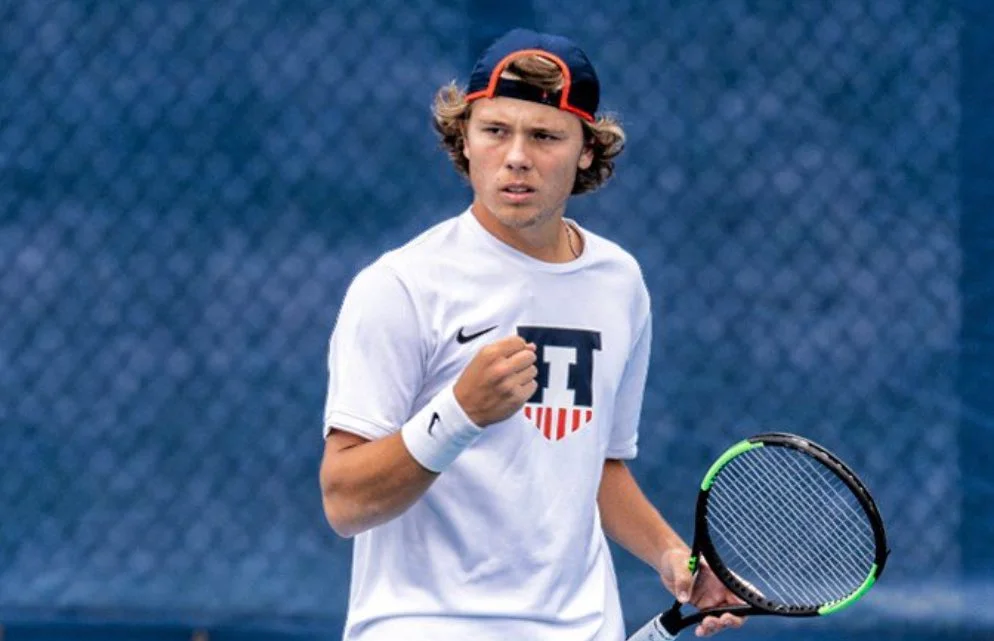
[428, 412, 441, 436]
[456, 325, 497, 344]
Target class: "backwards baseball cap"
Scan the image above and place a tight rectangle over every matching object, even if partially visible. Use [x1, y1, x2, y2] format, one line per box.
[465, 28, 600, 123]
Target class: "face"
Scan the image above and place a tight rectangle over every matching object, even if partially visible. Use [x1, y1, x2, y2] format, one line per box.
[463, 97, 593, 231]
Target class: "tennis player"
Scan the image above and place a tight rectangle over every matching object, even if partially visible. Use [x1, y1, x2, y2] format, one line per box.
[320, 28, 744, 640]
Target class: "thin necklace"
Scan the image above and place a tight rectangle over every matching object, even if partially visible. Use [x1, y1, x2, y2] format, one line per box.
[564, 220, 580, 258]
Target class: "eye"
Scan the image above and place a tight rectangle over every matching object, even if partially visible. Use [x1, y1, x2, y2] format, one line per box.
[482, 126, 506, 137]
[533, 132, 560, 141]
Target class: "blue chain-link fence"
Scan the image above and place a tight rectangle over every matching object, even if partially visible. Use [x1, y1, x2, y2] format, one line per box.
[2, 1, 990, 639]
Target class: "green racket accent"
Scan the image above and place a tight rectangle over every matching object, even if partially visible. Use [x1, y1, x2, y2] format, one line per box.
[816, 565, 879, 615]
[687, 554, 699, 574]
[701, 440, 765, 490]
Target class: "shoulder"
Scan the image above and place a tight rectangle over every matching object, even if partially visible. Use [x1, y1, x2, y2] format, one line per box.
[581, 226, 648, 289]
[379, 214, 465, 271]
[345, 213, 467, 308]
[577, 224, 651, 322]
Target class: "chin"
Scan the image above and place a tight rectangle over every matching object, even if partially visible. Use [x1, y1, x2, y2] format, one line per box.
[496, 212, 541, 230]
[488, 203, 548, 230]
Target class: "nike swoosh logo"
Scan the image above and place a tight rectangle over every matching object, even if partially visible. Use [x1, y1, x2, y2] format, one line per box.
[428, 412, 441, 436]
[456, 325, 498, 344]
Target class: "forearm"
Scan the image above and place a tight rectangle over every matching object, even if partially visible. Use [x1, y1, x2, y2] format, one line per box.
[597, 459, 689, 572]
[320, 431, 438, 538]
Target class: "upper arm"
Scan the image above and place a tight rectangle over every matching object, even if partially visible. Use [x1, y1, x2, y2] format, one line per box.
[607, 269, 652, 458]
[325, 428, 370, 454]
[600, 458, 628, 489]
[322, 264, 427, 440]
[320, 428, 371, 491]
[607, 312, 651, 459]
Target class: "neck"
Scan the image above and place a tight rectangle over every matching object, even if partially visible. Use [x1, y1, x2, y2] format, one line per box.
[470, 202, 579, 263]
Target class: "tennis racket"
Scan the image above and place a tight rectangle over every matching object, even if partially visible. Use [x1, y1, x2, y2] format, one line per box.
[628, 432, 888, 640]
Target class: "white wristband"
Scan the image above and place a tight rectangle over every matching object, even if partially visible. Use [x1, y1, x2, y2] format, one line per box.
[401, 385, 484, 473]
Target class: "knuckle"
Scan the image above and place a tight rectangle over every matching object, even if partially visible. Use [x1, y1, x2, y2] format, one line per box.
[500, 336, 524, 352]
[490, 362, 510, 380]
[475, 345, 494, 361]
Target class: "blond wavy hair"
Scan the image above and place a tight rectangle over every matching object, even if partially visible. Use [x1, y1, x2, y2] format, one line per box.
[432, 55, 626, 195]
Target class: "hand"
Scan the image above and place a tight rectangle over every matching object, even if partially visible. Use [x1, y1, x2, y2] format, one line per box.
[453, 336, 538, 427]
[658, 547, 746, 637]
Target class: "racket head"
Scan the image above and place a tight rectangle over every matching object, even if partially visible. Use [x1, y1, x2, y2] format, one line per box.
[691, 432, 889, 618]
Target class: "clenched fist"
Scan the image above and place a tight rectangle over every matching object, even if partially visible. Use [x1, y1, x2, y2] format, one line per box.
[453, 336, 538, 427]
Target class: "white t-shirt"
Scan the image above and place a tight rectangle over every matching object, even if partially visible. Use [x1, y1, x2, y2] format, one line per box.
[324, 209, 652, 641]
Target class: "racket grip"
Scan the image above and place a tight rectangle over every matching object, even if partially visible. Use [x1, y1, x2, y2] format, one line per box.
[626, 615, 677, 641]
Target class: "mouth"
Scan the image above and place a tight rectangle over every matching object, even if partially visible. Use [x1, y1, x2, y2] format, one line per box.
[499, 184, 537, 203]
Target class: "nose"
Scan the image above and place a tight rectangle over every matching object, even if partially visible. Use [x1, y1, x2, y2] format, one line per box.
[504, 134, 533, 171]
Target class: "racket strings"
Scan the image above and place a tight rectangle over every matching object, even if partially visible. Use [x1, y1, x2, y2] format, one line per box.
[739, 451, 875, 569]
[706, 447, 876, 608]
[712, 450, 874, 602]
[768, 450, 875, 560]
[717, 451, 873, 599]
[708, 488, 853, 606]
[708, 482, 863, 605]
[706, 507, 818, 606]
[709, 483, 862, 607]
[775, 451, 874, 542]
[731, 449, 873, 554]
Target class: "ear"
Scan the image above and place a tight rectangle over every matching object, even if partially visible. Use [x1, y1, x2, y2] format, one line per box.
[578, 145, 594, 171]
[461, 121, 471, 161]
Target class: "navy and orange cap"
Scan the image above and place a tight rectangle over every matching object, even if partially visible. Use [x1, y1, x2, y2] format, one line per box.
[465, 28, 600, 123]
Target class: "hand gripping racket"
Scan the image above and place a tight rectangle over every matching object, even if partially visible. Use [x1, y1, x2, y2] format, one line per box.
[628, 432, 889, 640]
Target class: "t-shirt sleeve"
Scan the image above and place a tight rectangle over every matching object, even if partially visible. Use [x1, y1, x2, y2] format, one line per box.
[606, 299, 652, 460]
[323, 263, 426, 440]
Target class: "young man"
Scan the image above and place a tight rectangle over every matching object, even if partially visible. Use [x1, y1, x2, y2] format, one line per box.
[320, 28, 744, 641]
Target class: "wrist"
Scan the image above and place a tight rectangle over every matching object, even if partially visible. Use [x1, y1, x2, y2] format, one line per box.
[452, 380, 484, 426]
[656, 542, 692, 573]
[401, 385, 484, 473]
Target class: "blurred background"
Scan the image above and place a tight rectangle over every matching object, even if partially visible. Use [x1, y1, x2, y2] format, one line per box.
[2, 0, 992, 639]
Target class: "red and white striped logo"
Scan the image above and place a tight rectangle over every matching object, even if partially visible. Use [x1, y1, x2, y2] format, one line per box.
[515, 326, 602, 443]
[524, 406, 593, 441]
